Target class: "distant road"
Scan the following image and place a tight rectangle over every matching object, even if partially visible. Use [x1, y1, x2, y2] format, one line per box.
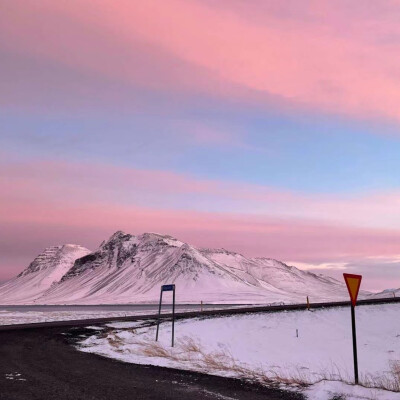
[1, 298, 399, 399]
[0, 326, 303, 400]
[0, 297, 399, 331]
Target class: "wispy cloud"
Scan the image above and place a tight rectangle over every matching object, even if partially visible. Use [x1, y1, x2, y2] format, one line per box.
[2, 157, 400, 288]
[2, 1, 400, 291]
[2, 158, 400, 229]
[3, 1, 400, 123]
[294, 257, 400, 292]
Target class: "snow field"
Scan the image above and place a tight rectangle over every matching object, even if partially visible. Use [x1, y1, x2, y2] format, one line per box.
[0, 310, 145, 325]
[79, 303, 400, 400]
[0, 305, 235, 326]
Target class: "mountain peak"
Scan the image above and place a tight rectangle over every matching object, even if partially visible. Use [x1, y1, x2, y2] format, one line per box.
[0, 231, 366, 304]
[18, 244, 90, 278]
[138, 232, 184, 248]
[99, 231, 134, 249]
[105, 230, 131, 242]
[110, 230, 127, 238]
[102, 231, 183, 248]
[200, 247, 244, 257]
[0, 244, 91, 304]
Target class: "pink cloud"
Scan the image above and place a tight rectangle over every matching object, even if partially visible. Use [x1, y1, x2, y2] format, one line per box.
[1, 157, 400, 264]
[2, 158, 400, 289]
[2, 158, 400, 231]
[2, 198, 400, 269]
[1, 156, 400, 286]
[3, 1, 400, 122]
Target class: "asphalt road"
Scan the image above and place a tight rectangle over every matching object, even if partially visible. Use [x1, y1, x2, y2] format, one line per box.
[0, 326, 304, 400]
[1, 297, 399, 331]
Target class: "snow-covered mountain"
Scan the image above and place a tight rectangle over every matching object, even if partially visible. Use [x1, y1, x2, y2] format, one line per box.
[0, 245, 90, 304]
[370, 288, 400, 299]
[0, 231, 364, 304]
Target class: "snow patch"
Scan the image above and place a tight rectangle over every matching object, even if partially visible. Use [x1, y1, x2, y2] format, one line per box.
[78, 303, 400, 399]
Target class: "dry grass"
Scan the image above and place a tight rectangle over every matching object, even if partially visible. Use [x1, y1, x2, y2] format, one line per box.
[360, 360, 400, 392]
[141, 341, 172, 358]
[100, 331, 400, 393]
[107, 335, 122, 348]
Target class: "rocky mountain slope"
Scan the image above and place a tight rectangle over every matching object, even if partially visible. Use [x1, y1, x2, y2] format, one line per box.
[370, 288, 400, 299]
[0, 231, 365, 304]
[0, 245, 90, 304]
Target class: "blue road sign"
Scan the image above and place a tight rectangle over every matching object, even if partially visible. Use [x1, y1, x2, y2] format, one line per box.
[162, 284, 175, 291]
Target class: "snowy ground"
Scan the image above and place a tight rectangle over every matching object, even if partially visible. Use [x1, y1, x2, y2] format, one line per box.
[0, 309, 147, 325]
[79, 303, 400, 400]
[0, 304, 241, 325]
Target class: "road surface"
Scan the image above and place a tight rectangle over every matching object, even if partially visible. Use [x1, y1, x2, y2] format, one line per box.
[0, 326, 303, 400]
[1, 297, 399, 331]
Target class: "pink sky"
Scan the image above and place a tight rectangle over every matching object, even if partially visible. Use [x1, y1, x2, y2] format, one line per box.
[1, 158, 400, 290]
[2, 0, 400, 121]
[1, 1, 400, 291]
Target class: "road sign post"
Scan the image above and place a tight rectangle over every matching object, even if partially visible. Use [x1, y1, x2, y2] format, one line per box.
[343, 273, 362, 385]
[350, 302, 358, 384]
[155, 284, 176, 347]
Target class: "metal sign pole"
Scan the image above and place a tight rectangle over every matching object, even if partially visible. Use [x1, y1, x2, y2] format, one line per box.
[172, 286, 175, 347]
[351, 304, 359, 384]
[343, 273, 362, 385]
[155, 284, 176, 346]
[155, 287, 163, 341]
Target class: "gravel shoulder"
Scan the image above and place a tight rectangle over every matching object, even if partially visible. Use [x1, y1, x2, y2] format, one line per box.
[0, 326, 303, 400]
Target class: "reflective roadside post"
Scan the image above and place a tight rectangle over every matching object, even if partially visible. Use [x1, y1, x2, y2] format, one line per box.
[155, 284, 176, 347]
[343, 273, 362, 385]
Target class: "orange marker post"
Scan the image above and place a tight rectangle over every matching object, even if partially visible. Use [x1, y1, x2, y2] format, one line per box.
[343, 273, 362, 384]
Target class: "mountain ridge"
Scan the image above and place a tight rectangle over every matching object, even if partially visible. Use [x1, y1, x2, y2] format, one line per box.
[0, 231, 372, 305]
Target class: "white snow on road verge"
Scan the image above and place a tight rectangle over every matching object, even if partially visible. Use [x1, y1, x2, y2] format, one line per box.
[0, 306, 228, 326]
[78, 303, 400, 399]
[0, 310, 145, 325]
[305, 380, 399, 399]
